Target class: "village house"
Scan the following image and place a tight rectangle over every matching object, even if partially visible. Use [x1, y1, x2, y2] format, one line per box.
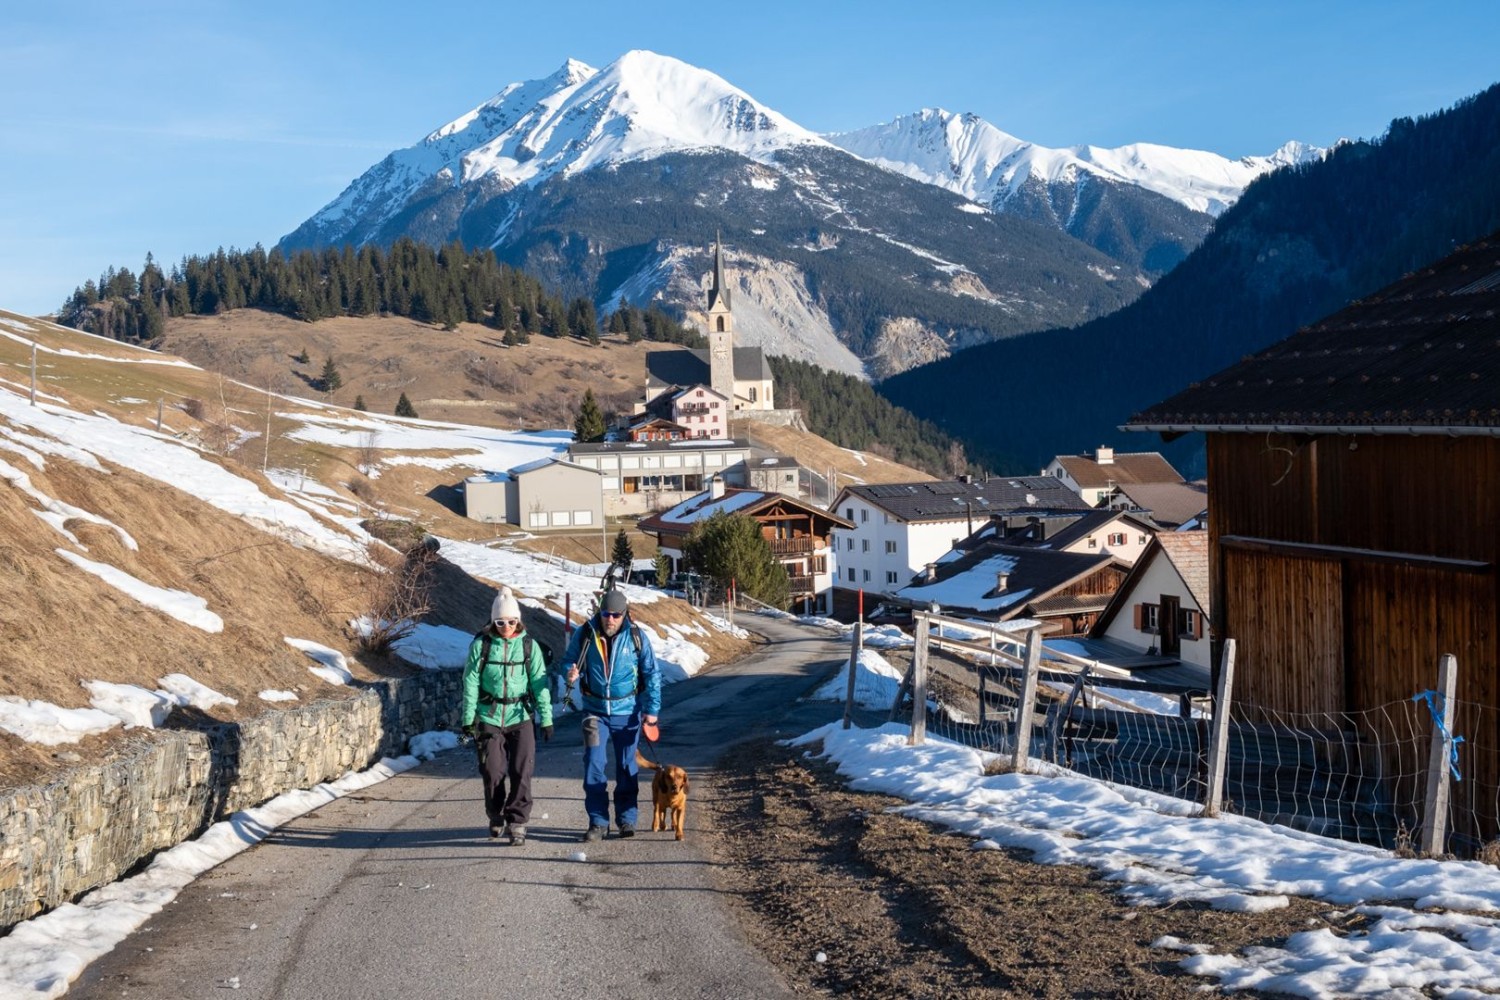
[971, 507, 1160, 566]
[637, 483, 852, 615]
[1124, 230, 1500, 851]
[567, 438, 752, 516]
[830, 476, 1091, 599]
[1091, 532, 1213, 672]
[1043, 447, 1184, 507]
[462, 456, 604, 530]
[894, 540, 1130, 635]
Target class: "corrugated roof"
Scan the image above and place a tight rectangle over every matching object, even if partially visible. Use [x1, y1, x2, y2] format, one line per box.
[1127, 232, 1500, 432]
[842, 477, 1089, 523]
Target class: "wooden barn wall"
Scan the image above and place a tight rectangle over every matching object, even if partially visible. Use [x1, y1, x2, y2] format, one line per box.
[1208, 433, 1500, 846]
[1207, 434, 1500, 560]
[1222, 548, 1344, 719]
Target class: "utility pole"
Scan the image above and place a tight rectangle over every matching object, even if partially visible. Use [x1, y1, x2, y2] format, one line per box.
[30, 341, 37, 405]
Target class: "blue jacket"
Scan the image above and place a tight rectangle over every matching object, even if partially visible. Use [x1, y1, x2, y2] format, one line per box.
[561, 613, 662, 718]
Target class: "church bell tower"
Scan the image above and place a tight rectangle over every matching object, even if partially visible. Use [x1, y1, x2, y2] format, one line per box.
[706, 234, 735, 404]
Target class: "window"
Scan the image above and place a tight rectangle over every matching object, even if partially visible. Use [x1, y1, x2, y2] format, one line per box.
[550, 511, 571, 527]
[862, 569, 870, 582]
[846, 537, 854, 551]
[1139, 535, 1149, 544]
[885, 541, 897, 554]
[1087, 537, 1097, 548]
[847, 568, 856, 582]
[886, 571, 898, 585]
[1107, 532, 1126, 546]
[861, 510, 868, 523]
[812, 555, 826, 574]
[749, 387, 757, 403]
[846, 507, 854, 520]
[861, 539, 870, 552]
[1179, 608, 1203, 640]
[1136, 603, 1159, 633]
[573, 510, 593, 526]
[528, 512, 547, 528]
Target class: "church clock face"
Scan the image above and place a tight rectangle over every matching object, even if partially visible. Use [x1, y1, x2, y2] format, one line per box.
[712, 344, 729, 361]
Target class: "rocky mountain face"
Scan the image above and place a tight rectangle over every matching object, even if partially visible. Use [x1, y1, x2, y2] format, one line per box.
[279, 51, 1310, 379]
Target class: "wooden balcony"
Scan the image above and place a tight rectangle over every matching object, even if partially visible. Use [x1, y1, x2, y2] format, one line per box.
[768, 536, 814, 556]
[788, 574, 815, 595]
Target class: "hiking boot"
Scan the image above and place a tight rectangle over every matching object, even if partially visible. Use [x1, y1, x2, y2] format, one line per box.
[488, 823, 503, 839]
[617, 823, 635, 839]
[582, 826, 606, 843]
[508, 824, 526, 846]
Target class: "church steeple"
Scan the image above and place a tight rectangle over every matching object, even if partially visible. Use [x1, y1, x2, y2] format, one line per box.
[706, 233, 735, 404]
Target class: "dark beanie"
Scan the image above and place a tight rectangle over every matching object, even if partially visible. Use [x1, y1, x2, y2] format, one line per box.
[602, 590, 629, 615]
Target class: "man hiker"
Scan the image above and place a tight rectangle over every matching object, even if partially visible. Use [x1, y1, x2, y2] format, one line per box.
[561, 588, 661, 841]
[461, 587, 552, 845]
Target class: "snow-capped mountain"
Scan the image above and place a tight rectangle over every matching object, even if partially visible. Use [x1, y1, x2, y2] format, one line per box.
[278, 51, 1317, 378]
[828, 109, 1324, 218]
[287, 51, 829, 249]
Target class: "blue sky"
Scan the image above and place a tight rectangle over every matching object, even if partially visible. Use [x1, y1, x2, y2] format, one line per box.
[2, 0, 1495, 317]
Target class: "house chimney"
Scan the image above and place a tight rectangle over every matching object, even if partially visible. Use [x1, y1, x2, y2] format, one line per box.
[1096, 446, 1114, 465]
[996, 571, 1010, 592]
[709, 476, 725, 500]
[924, 562, 937, 583]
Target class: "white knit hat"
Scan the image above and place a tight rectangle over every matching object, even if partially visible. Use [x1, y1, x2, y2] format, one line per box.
[490, 587, 521, 623]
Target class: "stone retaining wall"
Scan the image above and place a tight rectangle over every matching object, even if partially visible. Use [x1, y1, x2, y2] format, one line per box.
[0, 670, 463, 930]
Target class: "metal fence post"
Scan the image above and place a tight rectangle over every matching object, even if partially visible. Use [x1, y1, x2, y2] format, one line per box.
[842, 621, 864, 730]
[1011, 629, 1041, 773]
[1420, 653, 1459, 856]
[1203, 638, 1237, 817]
[908, 614, 929, 745]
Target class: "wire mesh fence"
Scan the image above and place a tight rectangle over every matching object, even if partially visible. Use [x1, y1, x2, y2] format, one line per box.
[848, 612, 1500, 860]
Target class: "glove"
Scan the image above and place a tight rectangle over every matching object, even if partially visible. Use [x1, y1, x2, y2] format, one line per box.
[462, 723, 476, 739]
[541, 724, 553, 742]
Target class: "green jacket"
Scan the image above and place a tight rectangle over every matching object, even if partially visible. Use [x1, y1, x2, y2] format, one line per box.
[462, 629, 553, 729]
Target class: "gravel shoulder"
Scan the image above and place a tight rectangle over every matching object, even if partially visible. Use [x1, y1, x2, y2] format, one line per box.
[704, 735, 1331, 999]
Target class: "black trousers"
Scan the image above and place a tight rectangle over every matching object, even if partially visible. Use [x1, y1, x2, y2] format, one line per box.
[478, 721, 536, 826]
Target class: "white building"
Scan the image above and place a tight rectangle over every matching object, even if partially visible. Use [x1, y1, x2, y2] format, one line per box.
[1042, 446, 1184, 507]
[1092, 532, 1212, 671]
[567, 438, 752, 516]
[829, 477, 1090, 597]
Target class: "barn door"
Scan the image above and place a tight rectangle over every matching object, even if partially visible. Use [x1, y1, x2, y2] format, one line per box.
[1160, 594, 1181, 657]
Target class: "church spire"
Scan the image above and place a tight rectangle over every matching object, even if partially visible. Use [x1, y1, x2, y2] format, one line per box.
[707, 230, 730, 312]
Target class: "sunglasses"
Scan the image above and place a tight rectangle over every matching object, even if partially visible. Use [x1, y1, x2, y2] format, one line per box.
[494, 618, 520, 628]
[601, 611, 624, 619]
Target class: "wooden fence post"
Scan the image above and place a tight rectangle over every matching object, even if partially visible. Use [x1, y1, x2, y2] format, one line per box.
[842, 621, 864, 730]
[1011, 629, 1042, 773]
[908, 613, 930, 745]
[1420, 653, 1459, 856]
[1203, 638, 1237, 817]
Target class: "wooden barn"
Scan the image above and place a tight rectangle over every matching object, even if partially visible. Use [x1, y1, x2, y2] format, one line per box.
[1125, 232, 1500, 851]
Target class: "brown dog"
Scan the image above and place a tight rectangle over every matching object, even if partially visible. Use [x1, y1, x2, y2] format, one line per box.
[635, 749, 689, 840]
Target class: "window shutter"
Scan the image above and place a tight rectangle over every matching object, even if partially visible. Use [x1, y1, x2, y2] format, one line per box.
[1133, 604, 1143, 630]
[1193, 610, 1204, 640]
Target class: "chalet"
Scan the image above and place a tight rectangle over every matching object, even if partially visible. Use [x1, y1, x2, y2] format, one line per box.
[638, 484, 853, 614]
[1107, 481, 1209, 530]
[830, 477, 1090, 598]
[1124, 231, 1500, 850]
[1043, 447, 1184, 506]
[895, 541, 1129, 635]
[745, 455, 803, 497]
[463, 457, 604, 530]
[567, 438, 751, 516]
[1092, 532, 1212, 672]
[971, 507, 1159, 566]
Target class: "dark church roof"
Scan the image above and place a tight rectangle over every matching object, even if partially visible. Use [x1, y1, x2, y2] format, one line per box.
[1126, 232, 1500, 435]
[645, 347, 772, 387]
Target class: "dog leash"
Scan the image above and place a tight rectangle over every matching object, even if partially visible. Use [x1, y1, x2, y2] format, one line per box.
[639, 719, 662, 767]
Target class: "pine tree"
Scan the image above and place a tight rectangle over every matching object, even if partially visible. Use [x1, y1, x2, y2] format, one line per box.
[353, 394, 367, 411]
[573, 389, 606, 443]
[611, 528, 635, 574]
[682, 512, 789, 609]
[653, 551, 672, 588]
[295, 348, 310, 364]
[395, 392, 418, 418]
[320, 357, 343, 392]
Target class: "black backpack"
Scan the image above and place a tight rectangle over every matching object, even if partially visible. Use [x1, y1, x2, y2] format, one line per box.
[474, 630, 548, 712]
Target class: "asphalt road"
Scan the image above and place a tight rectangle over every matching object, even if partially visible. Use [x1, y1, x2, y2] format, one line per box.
[70, 613, 851, 1000]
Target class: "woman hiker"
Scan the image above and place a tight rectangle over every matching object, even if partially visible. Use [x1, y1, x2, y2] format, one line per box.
[461, 587, 552, 845]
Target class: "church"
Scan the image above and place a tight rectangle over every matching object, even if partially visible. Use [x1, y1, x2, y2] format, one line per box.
[642, 238, 774, 413]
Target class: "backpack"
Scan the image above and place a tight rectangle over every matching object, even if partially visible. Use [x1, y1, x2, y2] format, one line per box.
[474, 630, 547, 713]
[574, 621, 645, 698]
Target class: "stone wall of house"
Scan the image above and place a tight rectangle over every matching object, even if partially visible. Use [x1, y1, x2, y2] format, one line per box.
[0, 671, 463, 931]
